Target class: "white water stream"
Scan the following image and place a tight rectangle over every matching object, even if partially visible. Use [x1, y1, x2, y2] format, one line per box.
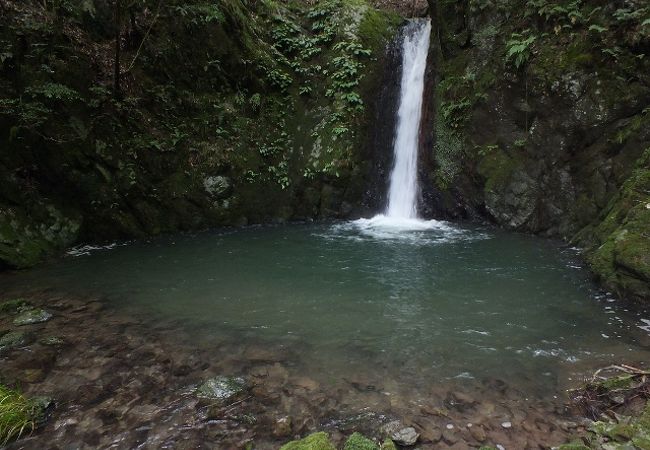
[385, 18, 431, 219]
[355, 19, 438, 233]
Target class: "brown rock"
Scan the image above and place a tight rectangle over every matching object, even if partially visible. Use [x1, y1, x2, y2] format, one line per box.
[272, 416, 292, 438]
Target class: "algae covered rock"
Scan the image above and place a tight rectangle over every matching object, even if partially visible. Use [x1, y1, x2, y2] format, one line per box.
[39, 336, 65, 346]
[13, 309, 53, 326]
[195, 376, 246, 403]
[0, 330, 30, 352]
[344, 432, 379, 450]
[380, 439, 397, 450]
[280, 432, 336, 450]
[0, 299, 29, 314]
[381, 420, 419, 446]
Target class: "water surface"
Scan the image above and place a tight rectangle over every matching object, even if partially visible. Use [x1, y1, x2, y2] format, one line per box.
[3, 221, 649, 400]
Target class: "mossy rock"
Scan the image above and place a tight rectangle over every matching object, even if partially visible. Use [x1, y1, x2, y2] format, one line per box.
[13, 309, 53, 326]
[280, 432, 336, 450]
[380, 439, 397, 450]
[195, 376, 246, 404]
[0, 299, 29, 314]
[344, 432, 379, 450]
[0, 331, 30, 353]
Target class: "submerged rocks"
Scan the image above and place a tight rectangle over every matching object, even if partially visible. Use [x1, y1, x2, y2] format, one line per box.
[381, 420, 419, 446]
[13, 308, 53, 325]
[0, 298, 28, 314]
[195, 376, 246, 403]
[273, 416, 292, 438]
[280, 432, 336, 450]
[0, 330, 30, 352]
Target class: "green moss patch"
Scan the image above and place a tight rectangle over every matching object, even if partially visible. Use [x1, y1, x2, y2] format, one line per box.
[280, 432, 337, 450]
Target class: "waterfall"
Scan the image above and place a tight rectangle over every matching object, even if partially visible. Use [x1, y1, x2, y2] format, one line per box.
[351, 19, 450, 236]
[386, 19, 431, 219]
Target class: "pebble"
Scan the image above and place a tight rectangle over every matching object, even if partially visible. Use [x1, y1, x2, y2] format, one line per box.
[501, 421, 512, 429]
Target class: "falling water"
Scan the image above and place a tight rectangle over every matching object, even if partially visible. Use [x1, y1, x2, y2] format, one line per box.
[385, 19, 431, 219]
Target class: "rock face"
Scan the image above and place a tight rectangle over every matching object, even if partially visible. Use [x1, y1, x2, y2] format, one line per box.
[0, 0, 402, 269]
[195, 376, 246, 403]
[429, 0, 650, 302]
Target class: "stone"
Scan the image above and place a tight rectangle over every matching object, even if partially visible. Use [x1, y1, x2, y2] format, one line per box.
[22, 368, 45, 383]
[501, 421, 512, 429]
[380, 439, 397, 450]
[195, 376, 246, 403]
[203, 176, 231, 198]
[382, 420, 419, 446]
[0, 298, 29, 314]
[0, 330, 29, 352]
[39, 336, 65, 346]
[469, 425, 487, 442]
[273, 416, 292, 438]
[280, 432, 336, 450]
[13, 308, 53, 326]
[344, 432, 379, 450]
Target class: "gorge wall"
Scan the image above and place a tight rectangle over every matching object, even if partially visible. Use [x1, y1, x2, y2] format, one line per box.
[0, 0, 400, 268]
[427, 0, 650, 302]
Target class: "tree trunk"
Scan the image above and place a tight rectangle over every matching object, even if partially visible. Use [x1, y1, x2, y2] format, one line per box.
[114, 0, 122, 98]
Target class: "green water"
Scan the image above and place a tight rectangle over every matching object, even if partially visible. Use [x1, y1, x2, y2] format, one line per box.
[3, 221, 649, 396]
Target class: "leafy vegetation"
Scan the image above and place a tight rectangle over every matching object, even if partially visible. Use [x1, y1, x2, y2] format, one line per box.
[0, 384, 43, 445]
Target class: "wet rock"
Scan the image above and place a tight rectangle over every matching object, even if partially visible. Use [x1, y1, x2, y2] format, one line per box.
[382, 420, 419, 446]
[469, 424, 487, 442]
[203, 176, 231, 199]
[293, 376, 320, 391]
[14, 308, 53, 325]
[22, 368, 46, 383]
[442, 427, 458, 445]
[280, 432, 336, 450]
[195, 376, 246, 403]
[0, 298, 29, 314]
[273, 416, 292, 438]
[501, 421, 512, 429]
[39, 336, 65, 346]
[344, 432, 379, 450]
[244, 347, 284, 363]
[380, 439, 397, 450]
[0, 330, 30, 352]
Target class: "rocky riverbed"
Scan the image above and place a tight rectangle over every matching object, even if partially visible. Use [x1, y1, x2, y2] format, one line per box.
[0, 288, 614, 448]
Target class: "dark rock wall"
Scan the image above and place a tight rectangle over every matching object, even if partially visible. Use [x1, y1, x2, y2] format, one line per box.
[427, 0, 650, 301]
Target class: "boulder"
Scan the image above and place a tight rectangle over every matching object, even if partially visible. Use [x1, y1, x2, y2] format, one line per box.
[382, 420, 419, 446]
[195, 376, 246, 404]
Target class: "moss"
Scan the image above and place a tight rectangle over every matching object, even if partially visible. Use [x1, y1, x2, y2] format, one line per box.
[477, 146, 521, 194]
[357, 7, 402, 52]
[600, 374, 635, 391]
[0, 299, 28, 314]
[280, 432, 337, 450]
[344, 432, 379, 450]
[557, 442, 590, 450]
[577, 148, 650, 301]
[380, 439, 397, 450]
